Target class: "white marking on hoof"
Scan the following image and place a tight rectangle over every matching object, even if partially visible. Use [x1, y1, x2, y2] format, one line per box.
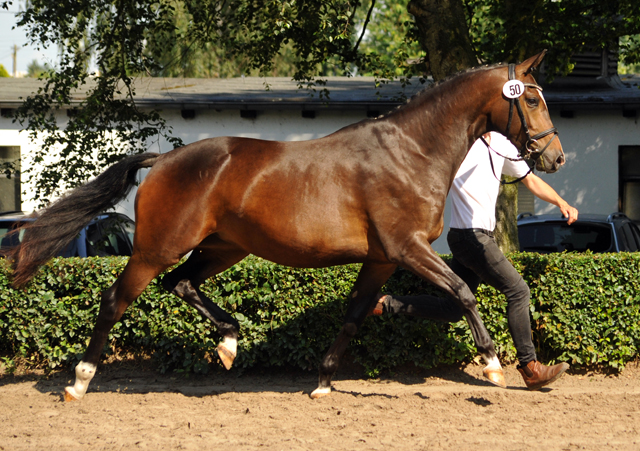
[221, 337, 237, 355]
[64, 386, 81, 402]
[482, 355, 501, 371]
[310, 386, 331, 399]
[63, 361, 97, 401]
[217, 337, 237, 370]
[482, 355, 506, 388]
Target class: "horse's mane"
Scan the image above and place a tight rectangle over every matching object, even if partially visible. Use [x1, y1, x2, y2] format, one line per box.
[380, 62, 507, 119]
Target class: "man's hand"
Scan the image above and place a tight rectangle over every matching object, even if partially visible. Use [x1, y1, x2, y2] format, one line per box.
[521, 174, 579, 225]
[560, 203, 579, 225]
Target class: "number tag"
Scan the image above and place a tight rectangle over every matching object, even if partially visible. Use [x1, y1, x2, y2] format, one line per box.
[502, 80, 525, 99]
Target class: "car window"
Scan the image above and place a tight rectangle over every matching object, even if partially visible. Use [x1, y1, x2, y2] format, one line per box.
[85, 218, 132, 257]
[618, 224, 631, 251]
[0, 220, 26, 249]
[631, 223, 640, 250]
[519, 222, 613, 253]
[59, 238, 81, 257]
[2, 216, 134, 257]
[120, 217, 135, 246]
[621, 223, 640, 251]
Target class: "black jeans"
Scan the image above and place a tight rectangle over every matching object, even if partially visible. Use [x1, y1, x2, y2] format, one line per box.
[385, 228, 536, 365]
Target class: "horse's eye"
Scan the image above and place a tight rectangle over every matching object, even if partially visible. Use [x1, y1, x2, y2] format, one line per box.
[526, 97, 539, 107]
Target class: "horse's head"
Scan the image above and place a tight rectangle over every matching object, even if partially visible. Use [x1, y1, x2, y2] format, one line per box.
[493, 50, 564, 173]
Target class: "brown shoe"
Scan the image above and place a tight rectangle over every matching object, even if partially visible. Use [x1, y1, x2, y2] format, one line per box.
[368, 293, 390, 316]
[518, 360, 569, 390]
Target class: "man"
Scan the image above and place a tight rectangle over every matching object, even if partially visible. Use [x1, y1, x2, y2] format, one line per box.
[372, 132, 578, 390]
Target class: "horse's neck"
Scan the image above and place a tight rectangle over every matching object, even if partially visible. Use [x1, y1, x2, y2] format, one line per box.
[392, 71, 495, 168]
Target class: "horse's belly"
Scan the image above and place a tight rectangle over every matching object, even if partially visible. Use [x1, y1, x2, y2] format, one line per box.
[253, 246, 367, 268]
[219, 218, 370, 268]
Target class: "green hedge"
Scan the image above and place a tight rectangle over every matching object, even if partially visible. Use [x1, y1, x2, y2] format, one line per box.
[1, 252, 639, 376]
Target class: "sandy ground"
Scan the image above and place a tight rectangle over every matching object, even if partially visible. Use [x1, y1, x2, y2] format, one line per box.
[1, 360, 639, 451]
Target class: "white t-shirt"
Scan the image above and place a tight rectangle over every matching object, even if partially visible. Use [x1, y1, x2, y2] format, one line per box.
[449, 133, 531, 231]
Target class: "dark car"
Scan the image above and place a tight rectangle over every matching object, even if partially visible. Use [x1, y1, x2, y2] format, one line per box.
[0, 211, 135, 258]
[517, 212, 640, 253]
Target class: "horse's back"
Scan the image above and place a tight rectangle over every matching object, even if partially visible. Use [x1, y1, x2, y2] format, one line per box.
[133, 135, 380, 265]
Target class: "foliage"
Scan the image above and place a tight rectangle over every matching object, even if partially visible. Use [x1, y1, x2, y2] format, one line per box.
[0, 63, 9, 77]
[466, 0, 640, 78]
[356, 0, 426, 79]
[25, 59, 51, 78]
[1, 252, 639, 377]
[619, 34, 640, 74]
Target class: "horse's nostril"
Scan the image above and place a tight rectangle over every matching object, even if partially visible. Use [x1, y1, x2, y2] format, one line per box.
[556, 154, 565, 166]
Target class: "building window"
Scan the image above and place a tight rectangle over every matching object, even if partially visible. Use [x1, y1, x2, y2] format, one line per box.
[0, 146, 21, 212]
[517, 182, 535, 216]
[619, 146, 640, 225]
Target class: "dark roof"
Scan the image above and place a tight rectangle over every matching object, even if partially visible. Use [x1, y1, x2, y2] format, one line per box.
[1, 75, 640, 111]
[0, 77, 422, 111]
[542, 74, 640, 110]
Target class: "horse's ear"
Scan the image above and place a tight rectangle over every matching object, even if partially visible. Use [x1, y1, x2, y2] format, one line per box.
[521, 50, 548, 75]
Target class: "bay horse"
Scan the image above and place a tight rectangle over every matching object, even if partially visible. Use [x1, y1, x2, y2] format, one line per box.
[9, 51, 564, 401]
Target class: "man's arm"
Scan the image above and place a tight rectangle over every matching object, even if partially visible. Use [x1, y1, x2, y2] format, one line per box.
[521, 173, 579, 224]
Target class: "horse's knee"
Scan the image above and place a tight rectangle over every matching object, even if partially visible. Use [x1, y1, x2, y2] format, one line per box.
[162, 271, 194, 295]
[164, 276, 198, 299]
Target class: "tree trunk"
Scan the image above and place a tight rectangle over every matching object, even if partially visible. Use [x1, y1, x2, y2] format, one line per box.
[494, 178, 520, 253]
[408, 0, 519, 251]
[407, 0, 477, 82]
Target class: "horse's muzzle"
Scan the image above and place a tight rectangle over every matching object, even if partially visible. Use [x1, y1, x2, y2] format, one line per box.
[533, 149, 564, 173]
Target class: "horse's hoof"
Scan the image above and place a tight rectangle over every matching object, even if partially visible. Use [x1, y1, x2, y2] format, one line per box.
[483, 367, 507, 388]
[64, 386, 82, 402]
[217, 344, 236, 370]
[310, 387, 331, 399]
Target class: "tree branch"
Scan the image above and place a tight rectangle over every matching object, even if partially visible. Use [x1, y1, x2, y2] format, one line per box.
[353, 0, 376, 54]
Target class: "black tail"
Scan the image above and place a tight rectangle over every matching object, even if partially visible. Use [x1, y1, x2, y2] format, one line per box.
[9, 152, 161, 287]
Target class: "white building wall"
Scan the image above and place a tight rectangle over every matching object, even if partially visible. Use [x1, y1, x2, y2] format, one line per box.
[0, 116, 38, 212]
[535, 110, 639, 215]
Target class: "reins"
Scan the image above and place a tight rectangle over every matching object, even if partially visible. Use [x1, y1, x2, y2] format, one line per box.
[480, 135, 531, 185]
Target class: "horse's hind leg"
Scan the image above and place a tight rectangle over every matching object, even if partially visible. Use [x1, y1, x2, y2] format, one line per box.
[64, 255, 169, 401]
[161, 238, 248, 370]
[311, 262, 396, 399]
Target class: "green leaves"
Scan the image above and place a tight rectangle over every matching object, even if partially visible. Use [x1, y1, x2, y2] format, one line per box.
[1, 252, 640, 376]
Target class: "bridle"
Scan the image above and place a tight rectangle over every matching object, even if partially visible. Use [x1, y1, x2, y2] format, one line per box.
[481, 63, 559, 184]
[504, 63, 558, 163]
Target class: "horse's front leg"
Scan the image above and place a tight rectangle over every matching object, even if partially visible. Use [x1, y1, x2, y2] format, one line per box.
[391, 237, 505, 388]
[311, 262, 396, 399]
